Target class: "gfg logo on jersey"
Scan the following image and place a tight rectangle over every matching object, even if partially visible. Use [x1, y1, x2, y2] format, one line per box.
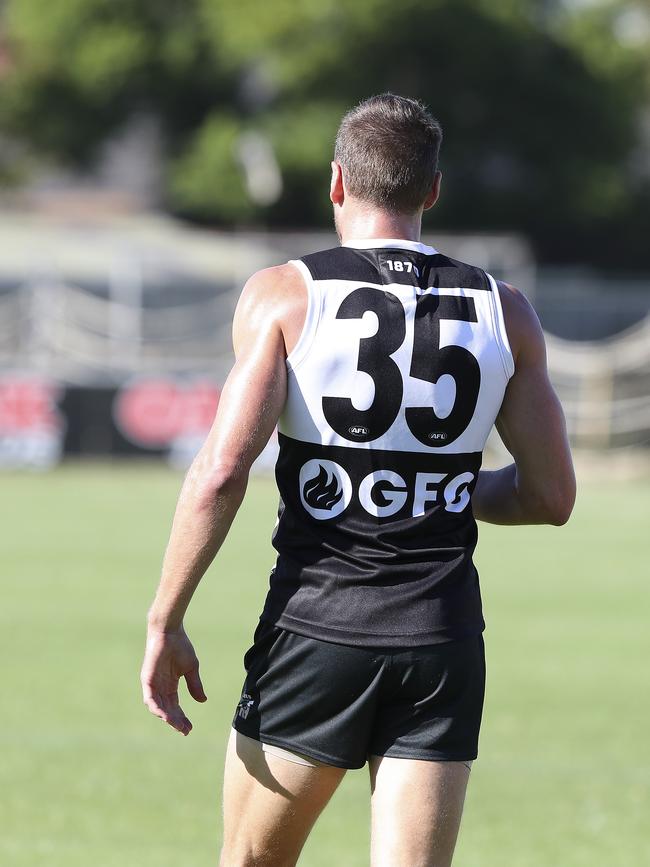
[299, 459, 475, 521]
[299, 459, 353, 519]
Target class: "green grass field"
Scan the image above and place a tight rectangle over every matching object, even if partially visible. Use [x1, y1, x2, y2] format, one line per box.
[1, 463, 649, 866]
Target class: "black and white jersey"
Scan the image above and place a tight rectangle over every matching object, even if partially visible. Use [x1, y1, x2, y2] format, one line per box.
[261, 239, 514, 647]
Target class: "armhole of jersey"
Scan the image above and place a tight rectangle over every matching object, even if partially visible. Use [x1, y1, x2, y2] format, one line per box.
[285, 259, 321, 371]
[485, 271, 515, 380]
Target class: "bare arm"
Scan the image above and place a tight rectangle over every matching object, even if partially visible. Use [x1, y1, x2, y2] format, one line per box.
[140, 265, 300, 734]
[472, 283, 576, 526]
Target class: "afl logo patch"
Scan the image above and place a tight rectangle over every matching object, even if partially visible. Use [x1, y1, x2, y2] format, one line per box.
[348, 425, 369, 438]
[299, 459, 352, 520]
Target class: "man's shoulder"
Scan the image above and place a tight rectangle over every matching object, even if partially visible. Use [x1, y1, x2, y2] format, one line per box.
[243, 262, 305, 294]
[239, 262, 306, 311]
[235, 263, 307, 345]
[496, 281, 545, 365]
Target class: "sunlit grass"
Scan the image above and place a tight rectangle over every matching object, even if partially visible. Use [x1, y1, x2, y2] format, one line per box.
[1, 464, 648, 866]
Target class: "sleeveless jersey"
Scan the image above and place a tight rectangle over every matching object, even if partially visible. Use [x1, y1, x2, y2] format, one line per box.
[260, 239, 514, 647]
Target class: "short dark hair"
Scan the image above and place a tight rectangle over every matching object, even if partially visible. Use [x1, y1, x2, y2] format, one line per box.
[334, 93, 442, 213]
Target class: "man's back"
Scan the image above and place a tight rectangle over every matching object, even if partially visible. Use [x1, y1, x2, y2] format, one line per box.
[265, 238, 513, 646]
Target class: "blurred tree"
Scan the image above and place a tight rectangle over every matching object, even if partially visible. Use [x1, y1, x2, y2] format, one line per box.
[1, 0, 649, 265]
[0, 0, 232, 164]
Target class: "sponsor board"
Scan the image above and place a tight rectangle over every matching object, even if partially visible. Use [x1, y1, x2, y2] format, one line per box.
[0, 374, 65, 469]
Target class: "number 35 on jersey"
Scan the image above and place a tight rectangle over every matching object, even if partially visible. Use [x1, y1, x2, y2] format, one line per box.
[321, 286, 481, 448]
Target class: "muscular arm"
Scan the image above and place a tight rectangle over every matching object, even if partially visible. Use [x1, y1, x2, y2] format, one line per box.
[472, 283, 576, 526]
[141, 264, 303, 734]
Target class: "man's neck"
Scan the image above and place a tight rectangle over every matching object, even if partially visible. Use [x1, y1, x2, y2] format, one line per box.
[337, 206, 423, 245]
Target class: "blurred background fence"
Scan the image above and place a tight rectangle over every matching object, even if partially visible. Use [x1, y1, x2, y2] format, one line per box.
[0, 212, 648, 469]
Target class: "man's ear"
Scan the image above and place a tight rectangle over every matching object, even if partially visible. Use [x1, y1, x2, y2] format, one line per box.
[330, 161, 345, 206]
[423, 171, 442, 211]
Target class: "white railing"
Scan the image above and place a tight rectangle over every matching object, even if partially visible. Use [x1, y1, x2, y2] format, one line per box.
[0, 217, 648, 448]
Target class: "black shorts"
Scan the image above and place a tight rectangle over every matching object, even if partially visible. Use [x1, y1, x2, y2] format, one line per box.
[232, 620, 486, 770]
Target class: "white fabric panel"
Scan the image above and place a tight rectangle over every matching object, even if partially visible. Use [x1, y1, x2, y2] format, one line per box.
[280, 242, 514, 456]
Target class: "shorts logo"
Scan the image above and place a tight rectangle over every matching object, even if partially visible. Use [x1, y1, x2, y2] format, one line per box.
[237, 693, 255, 719]
[299, 459, 352, 520]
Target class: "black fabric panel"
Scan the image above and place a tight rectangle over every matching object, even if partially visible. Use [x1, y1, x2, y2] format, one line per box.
[300, 246, 490, 292]
[262, 434, 485, 647]
[301, 247, 383, 283]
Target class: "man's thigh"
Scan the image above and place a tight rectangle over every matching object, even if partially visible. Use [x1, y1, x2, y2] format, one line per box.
[369, 755, 472, 867]
[220, 728, 346, 867]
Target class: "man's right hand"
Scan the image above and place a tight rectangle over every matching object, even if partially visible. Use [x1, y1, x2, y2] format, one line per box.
[140, 626, 207, 736]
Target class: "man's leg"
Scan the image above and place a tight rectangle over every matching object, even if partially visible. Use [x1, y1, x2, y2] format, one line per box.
[220, 729, 347, 867]
[368, 755, 472, 867]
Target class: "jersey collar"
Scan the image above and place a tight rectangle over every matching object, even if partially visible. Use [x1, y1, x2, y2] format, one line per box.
[342, 238, 438, 255]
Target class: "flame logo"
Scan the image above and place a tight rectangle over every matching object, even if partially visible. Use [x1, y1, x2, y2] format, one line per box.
[302, 464, 343, 511]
